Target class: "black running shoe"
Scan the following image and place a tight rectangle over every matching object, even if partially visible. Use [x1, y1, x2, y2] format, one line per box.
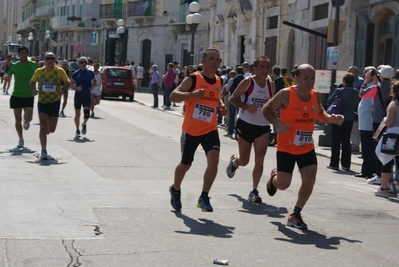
[197, 195, 213, 212]
[287, 213, 308, 229]
[169, 185, 182, 211]
[267, 168, 277, 196]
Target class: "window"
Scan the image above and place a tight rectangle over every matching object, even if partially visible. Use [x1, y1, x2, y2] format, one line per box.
[268, 16, 278, 29]
[313, 3, 328, 21]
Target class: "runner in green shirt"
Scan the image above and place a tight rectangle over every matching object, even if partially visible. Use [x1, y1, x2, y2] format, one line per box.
[4, 46, 38, 148]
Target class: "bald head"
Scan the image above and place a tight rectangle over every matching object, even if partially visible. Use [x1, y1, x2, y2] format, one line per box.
[295, 64, 315, 77]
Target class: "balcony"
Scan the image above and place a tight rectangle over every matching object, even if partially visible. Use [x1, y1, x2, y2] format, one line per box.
[36, 6, 55, 19]
[99, 4, 125, 23]
[17, 19, 35, 33]
[69, 18, 102, 31]
[51, 16, 69, 30]
[127, 0, 155, 22]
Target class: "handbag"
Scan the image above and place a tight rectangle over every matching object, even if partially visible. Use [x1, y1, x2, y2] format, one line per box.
[372, 117, 387, 141]
[327, 97, 343, 115]
[380, 133, 399, 155]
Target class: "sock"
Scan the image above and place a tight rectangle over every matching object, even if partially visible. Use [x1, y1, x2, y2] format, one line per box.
[200, 191, 209, 198]
[171, 185, 180, 192]
[293, 206, 302, 215]
[252, 187, 257, 192]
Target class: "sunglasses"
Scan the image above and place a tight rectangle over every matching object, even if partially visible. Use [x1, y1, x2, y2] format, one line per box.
[45, 57, 55, 60]
[79, 61, 88, 64]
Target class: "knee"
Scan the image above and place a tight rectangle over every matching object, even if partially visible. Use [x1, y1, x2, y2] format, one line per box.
[277, 180, 291, 190]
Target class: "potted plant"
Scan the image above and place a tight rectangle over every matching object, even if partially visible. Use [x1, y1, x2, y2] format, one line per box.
[91, 17, 97, 21]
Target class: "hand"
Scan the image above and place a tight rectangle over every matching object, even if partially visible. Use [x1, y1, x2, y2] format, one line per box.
[192, 88, 205, 98]
[58, 89, 64, 97]
[246, 103, 258, 114]
[76, 85, 82, 92]
[220, 105, 227, 116]
[332, 114, 344, 125]
[32, 89, 38, 96]
[274, 121, 291, 134]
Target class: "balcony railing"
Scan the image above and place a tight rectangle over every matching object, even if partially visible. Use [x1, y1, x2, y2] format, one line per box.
[36, 6, 55, 18]
[51, 16, 69, 29]
[17, 19, 34, 32]
[69, 18, 102, 30]
[100, 4, 125, 19]
[127, 0, 154, 17]
[166, 10, 188, 24]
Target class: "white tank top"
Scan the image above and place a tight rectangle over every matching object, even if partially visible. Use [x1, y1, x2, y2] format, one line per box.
[137, 66, 144, 78]
[92, 71, 102, 91]
[238, 77, 272, 126]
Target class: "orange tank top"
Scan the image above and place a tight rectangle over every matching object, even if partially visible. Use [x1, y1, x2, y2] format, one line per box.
[277, 86, 319, 155]
[182, 72, 222, 136]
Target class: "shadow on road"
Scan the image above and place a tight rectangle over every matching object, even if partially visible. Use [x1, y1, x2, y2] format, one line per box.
[173, 212, 235, 238]
[69, 137, 95, 143]
[271, 221, 362, 249]
[228, 194, 288, 218]
[6, 147, 35, 156]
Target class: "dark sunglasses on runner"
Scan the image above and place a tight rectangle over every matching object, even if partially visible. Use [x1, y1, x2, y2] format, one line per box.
[79, 61, 88, 64]
[45, 57, 55, 60]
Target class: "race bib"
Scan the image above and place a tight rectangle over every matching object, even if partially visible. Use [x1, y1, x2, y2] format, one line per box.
[293, 130, 313, 146]
[42, 82, 57, 93]
[251, 97, 267, 109]
[192, 103, 215, 123]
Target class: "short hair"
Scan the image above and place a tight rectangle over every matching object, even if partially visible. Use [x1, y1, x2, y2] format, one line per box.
[236, 66, 244, 74]
[241, 62, 249, 68]
[347, 66, 358, 75]
[78, 56, 88, 63]
[18, 46, 29, 54]
[253, 56, 270, 67]
[173, 61, 178, 65]
[152, 64, 158, 70]
[281, 68, 287, 75]
[295, 64, 315, 77]
[201, 48, 220, 59]
[342, 72, 355, 86]
[168, 62, 174, 68]
[272, 65, 281, 75]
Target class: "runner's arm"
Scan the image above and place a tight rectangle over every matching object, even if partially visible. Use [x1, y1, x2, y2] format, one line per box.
[170, 75, 204, 102]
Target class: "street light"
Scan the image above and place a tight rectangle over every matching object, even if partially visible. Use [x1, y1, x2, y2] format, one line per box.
[28, 32, 34, 55]
[45, 30, 50, 53]
[17, 34, 22, 45]
[116, 19, 125, 66]
[186, 2, 201, 65]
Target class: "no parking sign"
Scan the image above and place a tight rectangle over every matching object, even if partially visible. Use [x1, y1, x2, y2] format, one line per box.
[74, 44, 83, 54]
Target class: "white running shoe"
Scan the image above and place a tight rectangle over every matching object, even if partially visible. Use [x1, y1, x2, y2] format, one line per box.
[23, 121, 30, 131]
[40, 149, 48, 160]
[374, 186, 388, 197]
[17, 138, 24, 148]
[367, 175, 382, 185]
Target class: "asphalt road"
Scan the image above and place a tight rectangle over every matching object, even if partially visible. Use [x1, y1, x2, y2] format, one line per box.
[0, 82, 398, 267]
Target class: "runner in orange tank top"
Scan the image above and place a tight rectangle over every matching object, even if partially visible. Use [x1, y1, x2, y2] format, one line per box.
[168, 48, 226, 212]
[262, 64, 344, 229]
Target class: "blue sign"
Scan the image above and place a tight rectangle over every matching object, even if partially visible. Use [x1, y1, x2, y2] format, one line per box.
[90, 31, 98, 45]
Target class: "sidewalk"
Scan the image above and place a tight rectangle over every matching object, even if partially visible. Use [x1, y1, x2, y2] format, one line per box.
[134, 87, 362, 167]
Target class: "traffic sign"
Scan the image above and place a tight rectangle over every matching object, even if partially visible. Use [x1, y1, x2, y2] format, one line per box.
[74, 44, 83, 54]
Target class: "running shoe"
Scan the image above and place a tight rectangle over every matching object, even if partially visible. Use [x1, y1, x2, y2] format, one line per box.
[169, 185, 182, 211]
[387, 183, 397, 193]
[90, 112, 95, 118]
[226, 154, 238, 178]
[23, 121, 30, 131]
[367, 175, 382, 185]
[326, 164, 339, 170]
[60, 110, 65, 117]
[374, 186, 389, 197]
[75, 130, 81, 138]
[248, 188, 262, 203]
[197, 195, 213, 212]
[17, 138, 24, 148]
[81, 124, 87, 135]
[40, 149, 48, 160]
[267, 168, 278, 196]
[287, 213, 308, 229]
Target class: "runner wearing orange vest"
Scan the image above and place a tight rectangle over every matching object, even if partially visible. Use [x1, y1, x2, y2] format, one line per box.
[262, 64, 344, 229]
[168, 48, 226, 212]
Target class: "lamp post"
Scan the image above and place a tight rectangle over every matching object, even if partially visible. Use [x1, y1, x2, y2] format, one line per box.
[186, 2, 201, 65]
[17, 34, 22, 45]
[116, 19, 125, 66]
[45, 30, 51, 53]
[28, 32, 34, 55]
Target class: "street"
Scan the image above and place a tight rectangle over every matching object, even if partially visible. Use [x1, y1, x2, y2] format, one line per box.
[0, 81, 398, 267]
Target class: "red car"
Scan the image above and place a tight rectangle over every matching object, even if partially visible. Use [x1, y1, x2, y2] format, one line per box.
[101, 66, 135, 102]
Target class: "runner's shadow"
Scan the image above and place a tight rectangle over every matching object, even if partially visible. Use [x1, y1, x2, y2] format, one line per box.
[173, 212, 235, 238]
[228, 194, 288, 218]
[70, 137, 95, 143]
[6, 147, 35, 156]
[271, 221, 362, 250]
[26, 154, 67, 166]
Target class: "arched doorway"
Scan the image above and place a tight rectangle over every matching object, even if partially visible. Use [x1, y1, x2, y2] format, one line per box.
[141, 39, 151, 87]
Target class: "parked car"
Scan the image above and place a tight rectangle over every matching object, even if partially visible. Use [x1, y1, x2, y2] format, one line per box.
[101, 66, 135, 102]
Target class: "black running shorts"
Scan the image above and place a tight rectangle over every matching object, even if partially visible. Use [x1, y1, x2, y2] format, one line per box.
[276, 149, 317, 174]
[180, 130, 220, 165]
[10, 95, 34, 109]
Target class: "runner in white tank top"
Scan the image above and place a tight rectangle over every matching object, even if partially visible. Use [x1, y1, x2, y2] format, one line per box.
[225, 56, 275, 204]
[90, 63, 106, 118]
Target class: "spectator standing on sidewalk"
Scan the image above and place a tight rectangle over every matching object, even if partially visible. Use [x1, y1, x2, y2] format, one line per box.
[326, 73, 360, 171]
[70, 57, 96, 138]
[347, 66, 364, 152]
[150, 64, 161, 108]
[226, 56, 274, 203]
[262, 64, 344, 229]
[137, 62, 145, 91]
[168, 48, 225, 212]
[29, 52, 70, 160]
[5, 46, 38, 148]
[162, 63, 174, 110]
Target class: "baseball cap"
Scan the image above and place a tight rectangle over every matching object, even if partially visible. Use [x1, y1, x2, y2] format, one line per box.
[378, 65, 394, 79]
